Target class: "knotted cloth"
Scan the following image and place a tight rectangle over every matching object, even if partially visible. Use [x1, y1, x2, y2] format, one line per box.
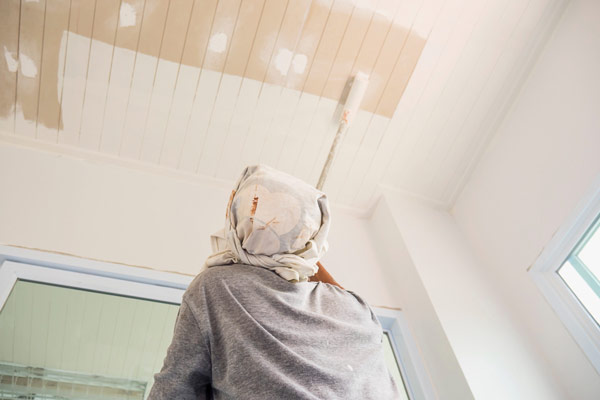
[203, 164, 331, 282]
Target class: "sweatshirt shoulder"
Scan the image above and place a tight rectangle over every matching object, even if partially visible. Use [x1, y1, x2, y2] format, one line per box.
[185, 265, 265, 296]
[179, 267, 233, 319]
[186, 266, 231, 294]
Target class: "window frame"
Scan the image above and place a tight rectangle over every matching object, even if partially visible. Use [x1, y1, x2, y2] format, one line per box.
[373, 307, 437, 400]
[0, 260, 187, 307]
[529, 177, 600, 373]
[0, 245, 191, 311]
[0, 244, 434, 399]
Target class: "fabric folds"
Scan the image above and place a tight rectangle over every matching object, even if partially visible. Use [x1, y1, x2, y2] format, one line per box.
[203, 164, 331, 282]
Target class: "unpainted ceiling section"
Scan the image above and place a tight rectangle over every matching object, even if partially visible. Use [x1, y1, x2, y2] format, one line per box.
[0, 0, 425, 125]
[0, 0, 561, 211]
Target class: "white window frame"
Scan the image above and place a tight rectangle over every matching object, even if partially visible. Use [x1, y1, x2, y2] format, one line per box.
[529, 176, 600, 374]
[0, 244, 191, 310]
[0, 244, 434, 399]
[0, 260, 187, 306]
[373, 307, 436, 400]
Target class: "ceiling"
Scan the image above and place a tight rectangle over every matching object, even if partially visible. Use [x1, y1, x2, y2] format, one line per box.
[0, 0, 564, 212]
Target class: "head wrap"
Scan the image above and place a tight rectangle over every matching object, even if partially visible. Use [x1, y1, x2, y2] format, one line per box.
[203, 164, 331, 282]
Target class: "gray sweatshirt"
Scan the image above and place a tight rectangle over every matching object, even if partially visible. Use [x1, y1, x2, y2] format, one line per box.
[147, 264, 401, 399]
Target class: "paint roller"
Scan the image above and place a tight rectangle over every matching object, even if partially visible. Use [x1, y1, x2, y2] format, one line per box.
[316, 72, 369, 190]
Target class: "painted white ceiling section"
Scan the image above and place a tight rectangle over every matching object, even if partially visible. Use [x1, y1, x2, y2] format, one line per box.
[379, 0, 557, 206]
[0, 0, 559, 212]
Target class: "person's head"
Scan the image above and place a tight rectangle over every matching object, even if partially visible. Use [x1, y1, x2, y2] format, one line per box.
[204, 164, 331, 282]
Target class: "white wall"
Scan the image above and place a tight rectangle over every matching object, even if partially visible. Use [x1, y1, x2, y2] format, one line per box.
[452, 0, 600, 398]
[320, 205, 399, 307]
[0, 137, 406, 310]
[367, 195, 474, 399]
[383, 191, 564, 399]
[0, 140, 229, 276]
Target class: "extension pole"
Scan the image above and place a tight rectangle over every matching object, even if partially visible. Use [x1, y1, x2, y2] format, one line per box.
[316, 72, 369, 190]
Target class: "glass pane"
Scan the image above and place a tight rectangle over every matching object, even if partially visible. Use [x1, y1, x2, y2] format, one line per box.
[559, 261, 600, 325]
[579, 221, 600, 278]
[382, 332, 410, 400]
[0, 279, 180, 400]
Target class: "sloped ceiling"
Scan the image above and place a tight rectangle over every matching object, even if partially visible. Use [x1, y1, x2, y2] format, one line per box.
[0, 0, 565, 212]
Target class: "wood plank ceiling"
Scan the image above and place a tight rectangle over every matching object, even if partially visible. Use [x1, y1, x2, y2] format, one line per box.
[0, 0, 563, 211]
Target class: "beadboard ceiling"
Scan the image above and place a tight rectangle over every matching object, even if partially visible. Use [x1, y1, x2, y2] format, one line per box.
[0, 0, 564, 212]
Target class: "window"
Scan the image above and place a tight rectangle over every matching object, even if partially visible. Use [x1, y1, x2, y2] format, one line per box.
[529, 178, 600, 373]
[374, 307, 436, 400]
[0, 279, 180, 399]
[0, 247, 190, 399]
[383, 332, 410, 400]
[0, 245, 434, 399]
[557, 214, 600, 324]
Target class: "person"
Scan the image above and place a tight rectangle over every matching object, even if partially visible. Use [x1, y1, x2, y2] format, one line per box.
[147, 164, 401, 399]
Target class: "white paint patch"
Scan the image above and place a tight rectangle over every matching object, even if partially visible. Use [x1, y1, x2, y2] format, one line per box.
[346, 364, 354, 372]
[57, 31, 68, 98]
[275, 49, 308, 75]
[329, 0, 394, 21]
[292, 54, 307, 74]
[18, 53, 37, 77]
[119, 3, 137, 27]
[208, 33, 227, 53]
[4, 46, 18, 72]
[274, 48, 293, 76]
